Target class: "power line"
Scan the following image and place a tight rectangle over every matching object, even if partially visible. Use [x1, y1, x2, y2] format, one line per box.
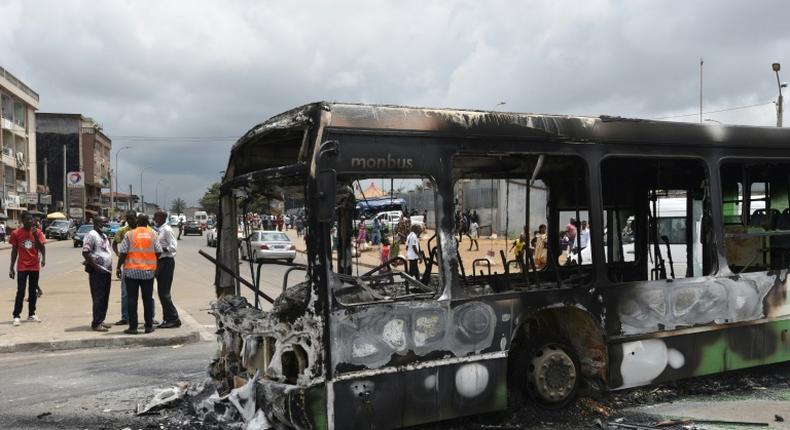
[654, 101, 774, 120]
[111, 135, 238, 142]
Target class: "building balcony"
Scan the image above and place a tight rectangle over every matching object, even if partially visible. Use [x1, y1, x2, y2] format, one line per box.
[1, 147, 14, 168]
[0, 117, 26, 137]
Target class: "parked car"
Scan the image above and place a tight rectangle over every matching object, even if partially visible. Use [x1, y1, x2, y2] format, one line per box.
[183, 220, 202, 236]
[73, 224, 93, 248]
[45, 219, 76, 240]
[103, 221, 121, 238]
[206, 227, 217, 247]
[239, 230, 296, 263]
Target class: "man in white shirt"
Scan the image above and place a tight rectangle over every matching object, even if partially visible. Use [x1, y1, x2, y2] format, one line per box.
[82, 216, 113, 332]
[580, 220, 590, 250]
[406, 224, 423, 279]
[153, 211, 180, 328]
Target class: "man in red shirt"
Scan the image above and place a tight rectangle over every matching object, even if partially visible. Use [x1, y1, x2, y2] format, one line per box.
[9, 212, 46, 326]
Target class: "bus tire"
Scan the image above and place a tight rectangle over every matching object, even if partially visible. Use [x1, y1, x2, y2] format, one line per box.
[512, 332, 580, 409]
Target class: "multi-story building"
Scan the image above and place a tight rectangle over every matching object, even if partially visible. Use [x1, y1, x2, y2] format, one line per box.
[36, 113, 111, 220]
[0, 66, 39, 227]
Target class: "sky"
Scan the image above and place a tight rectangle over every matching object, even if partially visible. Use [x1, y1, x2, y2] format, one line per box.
[1, 0, 788, 207]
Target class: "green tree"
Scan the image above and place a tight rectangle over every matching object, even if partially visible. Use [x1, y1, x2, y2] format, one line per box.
[199, 182, 221, 215]
[170, 197, 187, 214]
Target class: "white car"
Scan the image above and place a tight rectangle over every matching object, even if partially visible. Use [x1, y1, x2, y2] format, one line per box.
[239, 230, 296, 263]
[371, 211, 402, 231]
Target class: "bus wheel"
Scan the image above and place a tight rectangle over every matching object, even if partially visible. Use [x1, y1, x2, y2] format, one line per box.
[516, 335, 579, 408]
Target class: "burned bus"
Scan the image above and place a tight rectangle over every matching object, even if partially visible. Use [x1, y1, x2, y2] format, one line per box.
[209, 102, 790, 429]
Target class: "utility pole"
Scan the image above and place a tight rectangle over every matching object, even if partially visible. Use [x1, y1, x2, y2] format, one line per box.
[699, 57, 705, 124]
[62, 143, 67, 213]
[773, 62, 785, 127]
[129, 184, 133, 213]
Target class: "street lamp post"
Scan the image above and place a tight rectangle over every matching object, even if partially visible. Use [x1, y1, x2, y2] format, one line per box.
[113, 146, 132, 216]
[139, 166, 152, 212]
[773, 62, 786, 128]
[155, 179, 164, 210]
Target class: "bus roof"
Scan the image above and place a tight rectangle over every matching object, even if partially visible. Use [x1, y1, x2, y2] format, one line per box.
[235, 101, 790, 150]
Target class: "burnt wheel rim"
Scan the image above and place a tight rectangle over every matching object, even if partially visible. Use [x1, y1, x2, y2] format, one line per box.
[529, 345, 577, 403]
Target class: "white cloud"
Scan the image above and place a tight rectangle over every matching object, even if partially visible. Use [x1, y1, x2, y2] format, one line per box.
[1, 0, 788, 205]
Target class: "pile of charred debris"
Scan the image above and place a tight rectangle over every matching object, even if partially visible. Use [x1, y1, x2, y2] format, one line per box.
[127, 356, 790, 430]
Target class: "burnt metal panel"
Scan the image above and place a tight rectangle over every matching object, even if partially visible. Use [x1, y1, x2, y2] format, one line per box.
[332, 357, 507, 430]
[609, 316, 790, 389]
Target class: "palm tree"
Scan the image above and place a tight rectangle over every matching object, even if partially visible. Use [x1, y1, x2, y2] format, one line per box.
[170, 198, 187, 214]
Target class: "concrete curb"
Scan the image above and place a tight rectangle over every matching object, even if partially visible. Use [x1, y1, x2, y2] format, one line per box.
[0, 330, 201, 354]
[177, 304, 216, 342]
[0, 305, 211, 354]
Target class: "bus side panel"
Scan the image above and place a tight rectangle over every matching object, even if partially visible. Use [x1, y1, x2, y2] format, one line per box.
[332, 358, 507, 430]
[609, 317, 790, 389]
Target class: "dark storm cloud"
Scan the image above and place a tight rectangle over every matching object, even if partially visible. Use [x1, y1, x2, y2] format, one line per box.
[1, 0, 788, 205]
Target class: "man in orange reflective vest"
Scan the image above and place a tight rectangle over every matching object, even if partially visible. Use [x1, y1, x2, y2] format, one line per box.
[117, 214, 162, 334]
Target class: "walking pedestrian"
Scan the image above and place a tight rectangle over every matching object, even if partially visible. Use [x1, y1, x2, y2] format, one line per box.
[177, 219, 183, 240]
[9, 211, 45, 326]
[371, 216, 381, 246]
[406, 224, 423, 279]
[579, 220, 590, 250]
[534, 224, 548, 268]
[357, 217, 367, 251]
[0, 221, 6, 243]
[509, 233, 527, 272]
[468, 220, 479, 251]
[380, 236, 391, 272]
[566, 217, 577, 253]
[117, 214, 162, 334]
[82, 216, 113, 332]
[153, 211, 180, 328]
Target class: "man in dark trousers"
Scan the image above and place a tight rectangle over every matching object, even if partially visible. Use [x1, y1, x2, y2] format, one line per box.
[82, 216, 113, 331]
[9, 211, 45, 326]
[153, 211, 180, 328]
[112, 210, 137, 325]
[117, 214, 161, 334]
[406, 224, 423, 279]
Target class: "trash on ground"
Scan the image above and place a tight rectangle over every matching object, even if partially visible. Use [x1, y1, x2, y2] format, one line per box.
[137, 382, 190, 415]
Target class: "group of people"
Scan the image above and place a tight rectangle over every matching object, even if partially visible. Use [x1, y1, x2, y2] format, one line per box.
[242, 213, 301, 233]
[508, 224, 548, 272]
[507, 217, 591, 271]
[8, 209, 181, 335]
[352, 211, 426, 279]
[85, 210, 181, 334]
[559, 218, 590, 260]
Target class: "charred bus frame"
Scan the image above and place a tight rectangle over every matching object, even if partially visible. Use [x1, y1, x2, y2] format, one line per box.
[211, 102, 790, 430]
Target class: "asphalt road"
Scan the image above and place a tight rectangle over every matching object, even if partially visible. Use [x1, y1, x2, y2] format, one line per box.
[0, 342, 216, 429]
[0, 230, 306, 429]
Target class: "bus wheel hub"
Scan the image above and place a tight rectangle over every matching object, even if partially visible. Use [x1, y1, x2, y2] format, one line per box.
[531, 346, 576, 402]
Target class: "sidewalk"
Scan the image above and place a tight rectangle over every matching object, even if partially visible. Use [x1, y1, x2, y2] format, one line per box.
[0, 243, 204, 353]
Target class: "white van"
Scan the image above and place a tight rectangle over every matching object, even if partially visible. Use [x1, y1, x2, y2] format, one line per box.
[194, 211, 208, 229]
